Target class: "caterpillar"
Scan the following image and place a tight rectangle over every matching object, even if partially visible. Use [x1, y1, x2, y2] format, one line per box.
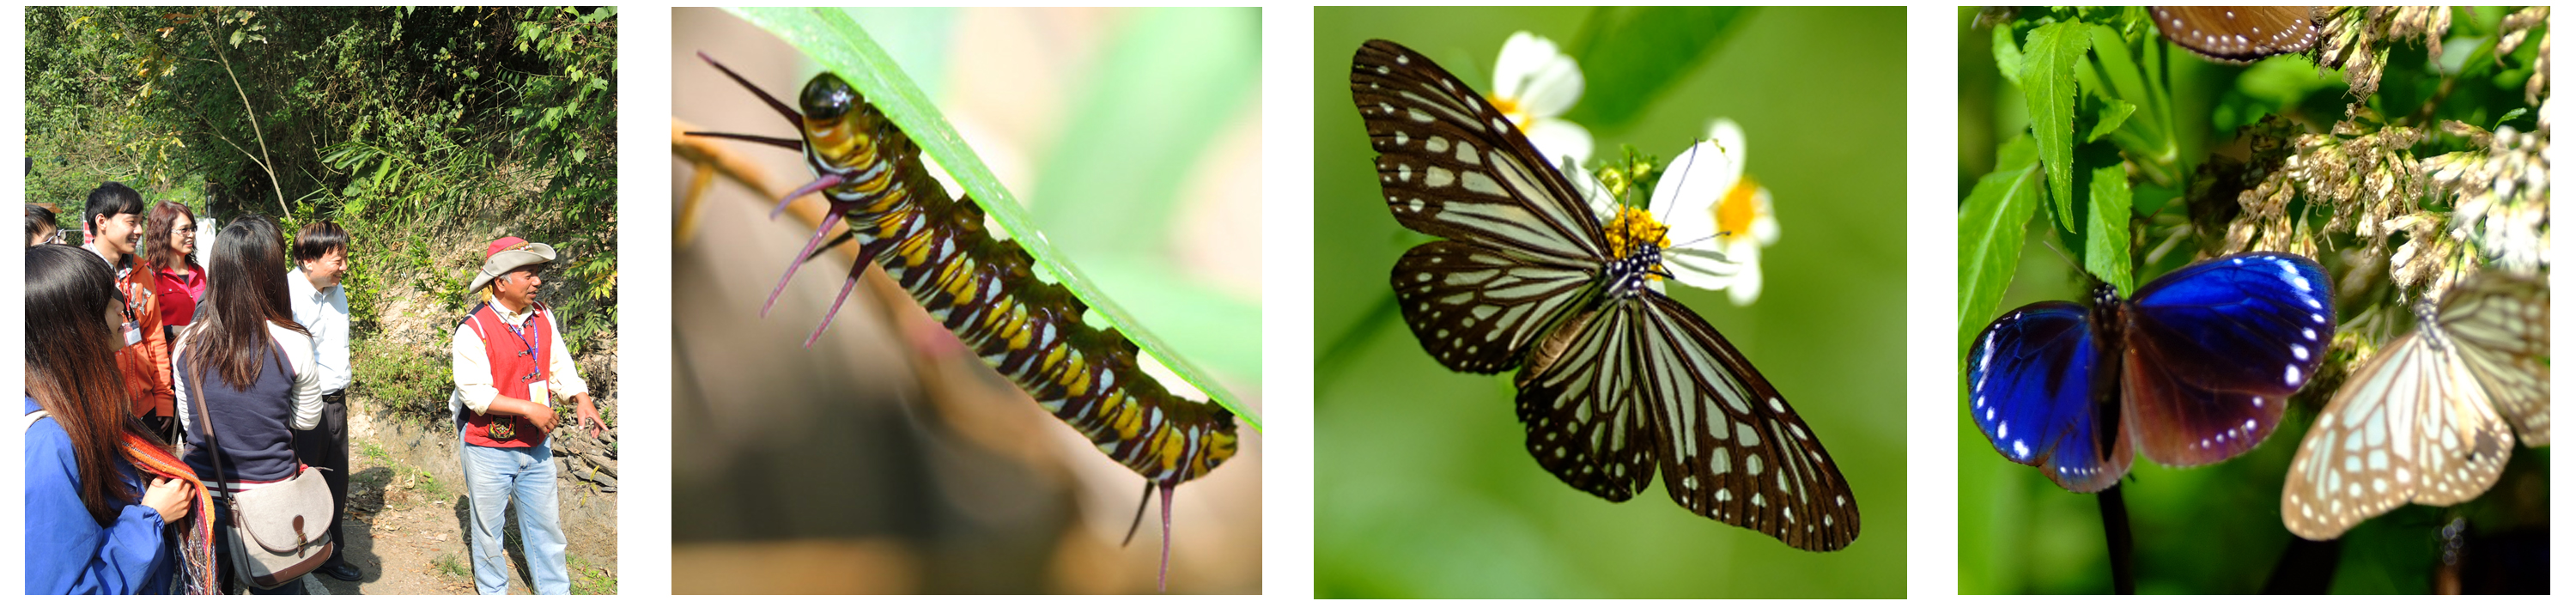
[688, 52, 1240, 590]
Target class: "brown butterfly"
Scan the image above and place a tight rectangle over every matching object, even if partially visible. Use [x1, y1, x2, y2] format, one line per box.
[2149, 6, 2320, 64]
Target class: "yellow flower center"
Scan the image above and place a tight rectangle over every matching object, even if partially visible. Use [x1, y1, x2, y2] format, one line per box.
[1603, 203, 1670, 264]
[1488, 94, 1534, 134]
[1714, 174, 1762, 242]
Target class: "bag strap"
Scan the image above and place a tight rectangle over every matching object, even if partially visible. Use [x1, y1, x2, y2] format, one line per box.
[181, 333, 241, 493]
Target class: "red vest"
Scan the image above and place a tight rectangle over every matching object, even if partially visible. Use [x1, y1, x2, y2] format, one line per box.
[461, 301, 551, 448]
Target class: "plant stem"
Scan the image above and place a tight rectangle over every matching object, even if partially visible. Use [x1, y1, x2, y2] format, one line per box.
[2099, 483, 2136, 594]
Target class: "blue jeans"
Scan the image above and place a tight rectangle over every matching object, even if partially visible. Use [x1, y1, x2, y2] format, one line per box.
[459, 434, 568, 595]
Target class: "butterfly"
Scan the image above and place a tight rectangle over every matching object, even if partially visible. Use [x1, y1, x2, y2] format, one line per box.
[2148, 6, 2320, 64]
[1966, 252, 2335, 492]
[1350, 39, 1857, 551]
[2281, 272, 2549, 540]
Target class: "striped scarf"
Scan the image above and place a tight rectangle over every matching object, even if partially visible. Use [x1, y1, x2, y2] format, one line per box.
[121, 433, 216, 595]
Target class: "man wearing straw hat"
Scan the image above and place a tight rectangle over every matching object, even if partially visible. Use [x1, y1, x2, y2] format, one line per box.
[447, 236, 606, 595]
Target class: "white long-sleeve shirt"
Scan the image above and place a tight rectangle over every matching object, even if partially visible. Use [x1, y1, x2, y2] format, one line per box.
[173, 322, 325, 434]
[450, 302, 590, 415]
[287, 267, 352, 395]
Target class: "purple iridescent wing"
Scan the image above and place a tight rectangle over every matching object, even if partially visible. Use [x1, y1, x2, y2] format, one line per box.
[2120, 252, 2333, 466]
[1966, 301, 2132, 492]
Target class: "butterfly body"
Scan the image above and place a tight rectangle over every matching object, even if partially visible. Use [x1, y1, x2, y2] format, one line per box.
[2282, 273, 2549, 540]
[1353, 39, 1857, 551]
[1969, 252, 2334, 492]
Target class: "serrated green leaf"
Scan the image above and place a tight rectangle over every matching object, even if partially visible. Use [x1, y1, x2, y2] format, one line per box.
[2083, 164, 2134, 295]
[1958, 134, 2044, 352]
[2022, 21, 2090, 234]
[2087, 98, 2135, 143]
[1992, 25, 2026, 87]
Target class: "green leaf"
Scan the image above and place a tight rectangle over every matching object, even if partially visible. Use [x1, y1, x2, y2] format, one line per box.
[2021, 21, 2090, 234]
[1561, 6, 1752, 129]
[2087, 97, 2135, 143]
[2083, 164, 2134, 295]
[729, 8, 1261, 431]
[1958, 134, 2044, 352]
[1991, 25, 2025, 87]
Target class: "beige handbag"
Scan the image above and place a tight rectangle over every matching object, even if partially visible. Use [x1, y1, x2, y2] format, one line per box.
[186, 359, 336, 590]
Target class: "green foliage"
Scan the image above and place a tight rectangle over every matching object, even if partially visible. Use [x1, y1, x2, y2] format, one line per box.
[1956, 134, 2044, 349]
[29, 6, 617, 427]
[351, 337, 455, 422]
[433, 552, 468, 579]
[567, 555, 617, 595]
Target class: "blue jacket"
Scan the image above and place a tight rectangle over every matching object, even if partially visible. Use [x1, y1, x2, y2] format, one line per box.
[24, 397, 176, 594]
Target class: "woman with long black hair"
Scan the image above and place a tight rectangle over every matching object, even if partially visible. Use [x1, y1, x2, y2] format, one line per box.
[26, 243, 212, 593]
[173, 215, 323, 594]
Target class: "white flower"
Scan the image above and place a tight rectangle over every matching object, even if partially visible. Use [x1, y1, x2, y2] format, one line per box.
[1655, 118, 1778, 305]
[1490, 32, 1593, 167]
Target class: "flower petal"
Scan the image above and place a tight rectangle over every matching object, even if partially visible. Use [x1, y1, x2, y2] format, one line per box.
[1651, 140, 1741, 251]
[1724, 246, 1765, 306]
[1707, 118, 1749, 163]
[1517, 53, 1584, 118]
[1492, 32, 1559, 100]
[1523, 118, 1595, 167]
[1750, 188, 1780, 246]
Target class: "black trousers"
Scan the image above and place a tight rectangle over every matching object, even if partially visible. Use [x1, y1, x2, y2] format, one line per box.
[287, 391, 349, 566]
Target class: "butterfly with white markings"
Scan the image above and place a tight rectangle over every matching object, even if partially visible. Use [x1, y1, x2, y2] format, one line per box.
[1350, 39, 1857, 551]
[2282, 272, 2549, 540]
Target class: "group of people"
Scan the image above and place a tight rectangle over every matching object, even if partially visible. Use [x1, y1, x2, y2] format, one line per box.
[26, 183, 608, 594]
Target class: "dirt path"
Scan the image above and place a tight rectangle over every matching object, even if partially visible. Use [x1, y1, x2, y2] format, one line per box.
[294, 405, 617, 595]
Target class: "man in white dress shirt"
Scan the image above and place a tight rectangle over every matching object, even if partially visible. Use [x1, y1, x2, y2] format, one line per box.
[287, 220, 362, 583]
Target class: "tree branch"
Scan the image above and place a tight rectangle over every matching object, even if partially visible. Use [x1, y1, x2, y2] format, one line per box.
[206, 19, 289, 216]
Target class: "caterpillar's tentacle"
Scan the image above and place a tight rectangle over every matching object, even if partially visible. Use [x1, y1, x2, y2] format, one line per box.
[693, 52, 1239, 591]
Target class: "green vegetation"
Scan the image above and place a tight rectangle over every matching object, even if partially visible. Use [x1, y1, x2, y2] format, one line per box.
[27, 6, 618, 421]
[432, 552, 469, 580]
[568, 555, 617, 595]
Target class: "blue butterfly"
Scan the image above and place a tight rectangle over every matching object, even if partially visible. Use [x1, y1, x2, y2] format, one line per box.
[1966, 252, 2335, 492]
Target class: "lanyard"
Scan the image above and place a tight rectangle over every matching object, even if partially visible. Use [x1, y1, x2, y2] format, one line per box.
[500, 310, 545, 384]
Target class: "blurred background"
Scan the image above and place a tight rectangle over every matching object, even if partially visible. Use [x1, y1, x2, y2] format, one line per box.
[1954, 7, 2549, 594]
[671, 8, 1260, 594]
[1315, 7, 1907, 598]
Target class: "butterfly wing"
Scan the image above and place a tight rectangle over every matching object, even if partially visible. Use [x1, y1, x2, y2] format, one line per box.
[1966, 301, 2132, 493]
[1353, 39, 1611, 373]
[1518, 293, 1859, 550]
[2283, 329, 2512, 540]
[2121, 252, 2332, 466]
[1390, 240, 1600, 373]
[1352, 39, 1609, 264]
[2439, 273, 2551, 446]
[2149, 6, 2320, 64]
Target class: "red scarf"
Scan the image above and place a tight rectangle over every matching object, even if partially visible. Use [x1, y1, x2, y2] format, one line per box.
[121, 432, 216, 594]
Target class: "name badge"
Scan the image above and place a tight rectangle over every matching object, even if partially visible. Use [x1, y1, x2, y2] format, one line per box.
[527, 379, 550, 405]
[119, 319, 143, 349]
